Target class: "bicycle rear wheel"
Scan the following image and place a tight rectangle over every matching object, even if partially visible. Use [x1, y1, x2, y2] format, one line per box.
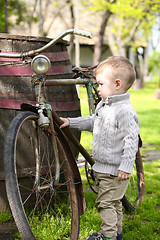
[4, 111, 79, 240]
[121, 149, 145, 211]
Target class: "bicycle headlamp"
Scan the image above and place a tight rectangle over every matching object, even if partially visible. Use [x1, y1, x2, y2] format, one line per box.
[31, 55, 51, 75]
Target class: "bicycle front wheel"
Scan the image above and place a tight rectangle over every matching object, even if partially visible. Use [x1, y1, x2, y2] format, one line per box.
[4, 111, 79, 240]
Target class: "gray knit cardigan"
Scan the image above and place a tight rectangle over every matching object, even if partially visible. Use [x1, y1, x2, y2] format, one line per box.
[69, 92, 139, 176]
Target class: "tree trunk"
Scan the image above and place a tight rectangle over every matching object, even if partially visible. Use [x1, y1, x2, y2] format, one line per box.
[125, 46, 130, 59]
[4, 0, 8, 33]
[93, 9, 112, 65]
[67, 0, 75, 59]
[133, 49, 144, 89]
[38, 0, 44, 36]
[141, 46, 148, 82]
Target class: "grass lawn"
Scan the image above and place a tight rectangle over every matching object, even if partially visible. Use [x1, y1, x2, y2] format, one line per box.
[78, 79, 160, 239]
[0, 79, 159, 239]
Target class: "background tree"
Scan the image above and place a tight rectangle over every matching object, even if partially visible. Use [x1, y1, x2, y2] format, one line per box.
[83, 0, 116, 65]
[0, 0, 28, 33]
[108, 0, 159, 88]
[67, 0, 75, 57]
[148, 51, 160, 85]
[28, 0, 53, 36]
[86, 0, 160, 88]
[27, 0, 75, 38]
[147, 50, 160, 98]
[4, 0, 8, 33]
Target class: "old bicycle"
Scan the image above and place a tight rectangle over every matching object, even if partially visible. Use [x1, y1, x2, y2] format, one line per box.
[1, 29, 145, 240]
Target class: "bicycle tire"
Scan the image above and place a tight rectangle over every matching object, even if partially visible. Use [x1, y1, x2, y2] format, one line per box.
[4, 111, 80, 240]
[121, 148, 145, 211]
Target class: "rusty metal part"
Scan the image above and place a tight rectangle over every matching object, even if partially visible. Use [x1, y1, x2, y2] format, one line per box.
[85, 160, 98, 194]
[72, 66, 97, 80]
[42, 125, 57, 136]
[45, 78, 89, 86]
[136, 148, 145, 203]
[0, 59, 31, 67]
[14, 165, 55, 179]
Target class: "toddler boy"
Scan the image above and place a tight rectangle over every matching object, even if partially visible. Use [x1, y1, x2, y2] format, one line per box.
[60, 56, 139, 240]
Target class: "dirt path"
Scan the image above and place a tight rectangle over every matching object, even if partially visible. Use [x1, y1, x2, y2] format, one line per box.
[0, 222, 18, 240]
[142, 145, 160, 163]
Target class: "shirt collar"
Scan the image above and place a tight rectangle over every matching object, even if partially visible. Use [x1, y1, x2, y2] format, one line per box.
[104, 92, 130, 105]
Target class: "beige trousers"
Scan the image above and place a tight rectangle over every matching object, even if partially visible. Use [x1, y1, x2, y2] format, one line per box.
[94, 171, 129, 239]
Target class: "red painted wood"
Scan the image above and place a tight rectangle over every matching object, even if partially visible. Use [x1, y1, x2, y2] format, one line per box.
[0, 51, 69, 62]
[0, 64, 72, 76]
[0, 98, 79, 111]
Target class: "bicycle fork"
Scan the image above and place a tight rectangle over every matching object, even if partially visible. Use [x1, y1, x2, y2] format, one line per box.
[33, 81, 60, 194]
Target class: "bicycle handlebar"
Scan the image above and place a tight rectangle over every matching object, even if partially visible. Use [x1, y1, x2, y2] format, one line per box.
[0, 29, 92, 58]
[72, 29, 92, 38]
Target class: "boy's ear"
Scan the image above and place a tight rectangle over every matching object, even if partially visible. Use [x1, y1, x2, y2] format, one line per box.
[115, 79, 122, 89]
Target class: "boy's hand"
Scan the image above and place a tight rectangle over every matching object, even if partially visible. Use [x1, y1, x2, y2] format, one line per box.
[118, 171, 130, 181]
[60, 117, 70, 128]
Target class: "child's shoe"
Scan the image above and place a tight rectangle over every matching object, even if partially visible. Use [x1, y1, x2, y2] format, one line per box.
[117, 233, 123, 240]
[86, 232, 111, 240]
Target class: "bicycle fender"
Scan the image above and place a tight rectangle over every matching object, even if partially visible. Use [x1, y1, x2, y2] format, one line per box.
[21, 103, 39, 113]
[55, 124, 86, 216]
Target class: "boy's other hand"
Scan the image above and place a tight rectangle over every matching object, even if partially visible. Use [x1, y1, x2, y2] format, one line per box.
[118, 171, 130, 181]
[60, 117, 70, 128]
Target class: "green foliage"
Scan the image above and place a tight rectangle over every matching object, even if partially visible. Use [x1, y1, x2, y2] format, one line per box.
[79, 87, 93, 155]
[12, 232, 21, 239]
[52, 1, 60, 7]
[89, 0, 114, 11]
[8, 0, 27, 24]
[148, 51, 160, 74]
[122, 160, 160, 240]
[83, 0, 159, 51]
[30, 210, 72, 239]
[0, 0, 28, 32]
[110, 0, 157, 50]
[0, 0, 5, 31]
[0, 210, 13, 224]
[129, 81, 160, 147]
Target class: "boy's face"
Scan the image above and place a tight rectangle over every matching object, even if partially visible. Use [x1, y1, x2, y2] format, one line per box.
[96, 67, 118, 101]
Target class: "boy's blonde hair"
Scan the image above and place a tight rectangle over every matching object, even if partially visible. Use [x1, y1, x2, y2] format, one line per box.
[96, 56, 136, 90]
